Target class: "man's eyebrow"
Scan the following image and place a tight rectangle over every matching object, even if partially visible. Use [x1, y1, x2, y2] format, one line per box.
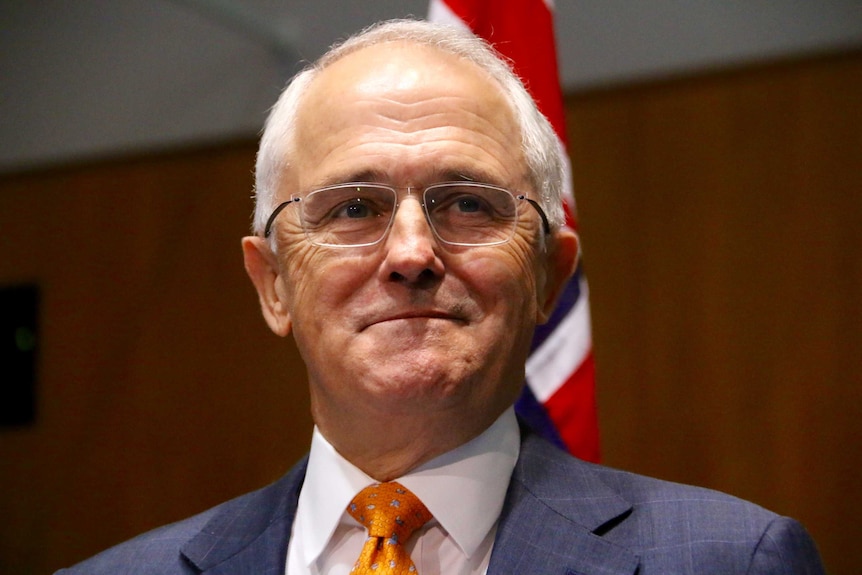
[313, 170, 387, 188]
[432, 168, 503, 186]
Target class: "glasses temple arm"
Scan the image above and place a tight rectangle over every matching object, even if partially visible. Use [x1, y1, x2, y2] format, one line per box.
[522, 197, 551, 236]
[263, 199, 299, 238]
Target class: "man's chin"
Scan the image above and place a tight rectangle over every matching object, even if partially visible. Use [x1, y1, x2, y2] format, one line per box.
[360, 366, 471, 406]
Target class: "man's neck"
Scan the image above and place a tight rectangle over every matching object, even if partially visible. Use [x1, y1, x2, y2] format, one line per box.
[313, 403, 509, 481]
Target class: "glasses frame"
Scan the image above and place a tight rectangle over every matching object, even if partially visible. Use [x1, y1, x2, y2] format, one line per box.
[263, 181, 551, 247]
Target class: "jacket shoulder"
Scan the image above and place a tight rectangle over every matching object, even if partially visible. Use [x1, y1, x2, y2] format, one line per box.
[595, 464, 824, 573]
[55, 458, 308, 575]
[54, 505, 220, 575]
[513, 433, 824, 574]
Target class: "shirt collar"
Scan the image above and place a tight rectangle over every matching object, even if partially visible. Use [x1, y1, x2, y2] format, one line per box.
[296, 407, 520, 567]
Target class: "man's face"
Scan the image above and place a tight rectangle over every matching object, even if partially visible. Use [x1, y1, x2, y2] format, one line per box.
[244, 42, 576, 446]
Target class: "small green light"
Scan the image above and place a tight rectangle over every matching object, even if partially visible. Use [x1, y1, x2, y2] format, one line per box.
[15, 327, 36, 352]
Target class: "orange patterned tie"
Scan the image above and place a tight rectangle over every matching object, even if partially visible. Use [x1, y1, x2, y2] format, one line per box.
[347, 482, 432, 574]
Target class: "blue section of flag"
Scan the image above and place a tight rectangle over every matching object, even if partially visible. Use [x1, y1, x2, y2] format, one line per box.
[530, 263, 584, 352]
[515, 384, 567, 450]
[520, 264, 586, 451]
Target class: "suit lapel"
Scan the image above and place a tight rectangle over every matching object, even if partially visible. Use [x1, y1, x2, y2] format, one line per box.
[488, 434, 639, 575]
[180, 457, 308, 574]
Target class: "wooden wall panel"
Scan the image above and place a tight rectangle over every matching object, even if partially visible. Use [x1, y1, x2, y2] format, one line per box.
[567, 51, 861, 574]
[0, 50, 859, 573]
[0, 144, 314, 574]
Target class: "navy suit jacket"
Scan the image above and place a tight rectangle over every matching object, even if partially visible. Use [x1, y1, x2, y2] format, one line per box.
[57, 432, 825, 574]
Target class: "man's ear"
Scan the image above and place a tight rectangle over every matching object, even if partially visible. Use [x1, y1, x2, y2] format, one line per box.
[536, 226, 579, 324]
[241, 236, 292, 337]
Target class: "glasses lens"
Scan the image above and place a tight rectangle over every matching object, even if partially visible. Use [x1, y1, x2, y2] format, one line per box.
[424, 183, 517, 246]
[300, 185, 395, 246]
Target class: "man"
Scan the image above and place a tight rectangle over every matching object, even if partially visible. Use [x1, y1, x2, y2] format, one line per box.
[58, 19, 824, 575]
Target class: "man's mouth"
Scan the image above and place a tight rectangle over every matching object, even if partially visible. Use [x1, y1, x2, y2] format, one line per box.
[362, 310, 466, 331]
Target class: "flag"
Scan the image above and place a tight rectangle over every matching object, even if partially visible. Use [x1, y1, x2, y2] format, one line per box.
[428, 0, 600, 462]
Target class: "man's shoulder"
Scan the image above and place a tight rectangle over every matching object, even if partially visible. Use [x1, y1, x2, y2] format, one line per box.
[590, 456, 771, 511]
[54, 505, 219, 575]
[510, 434, 824, 573]
[519, 433, 781, 529]
[520, 431, 774, 514]
[590, 463, 823, 572]
[54, 459, 309, 575]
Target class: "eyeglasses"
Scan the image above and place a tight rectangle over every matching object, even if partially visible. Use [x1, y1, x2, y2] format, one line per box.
[263, 182, 551, 248]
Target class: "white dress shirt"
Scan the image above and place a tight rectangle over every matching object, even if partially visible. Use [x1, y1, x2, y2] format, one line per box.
[285, 408, 520, 575]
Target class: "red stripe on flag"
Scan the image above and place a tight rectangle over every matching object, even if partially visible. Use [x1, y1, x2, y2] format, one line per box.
[439, 0, 568, 146]
[543, 352, 600, 462]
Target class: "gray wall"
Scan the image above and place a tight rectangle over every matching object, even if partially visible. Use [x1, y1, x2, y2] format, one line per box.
[2, 0, 861, 172]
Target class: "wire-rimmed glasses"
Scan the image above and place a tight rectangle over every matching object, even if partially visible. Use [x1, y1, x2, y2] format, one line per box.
[263, 181, 550, 248]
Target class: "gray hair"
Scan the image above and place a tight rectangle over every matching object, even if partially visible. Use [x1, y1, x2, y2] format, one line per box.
[252, 18, 566, 238]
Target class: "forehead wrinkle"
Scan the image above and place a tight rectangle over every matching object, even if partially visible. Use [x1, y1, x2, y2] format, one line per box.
[348, 94, 516, 137]
[302, 107, 522, 187]
[314, 138, 520, 189]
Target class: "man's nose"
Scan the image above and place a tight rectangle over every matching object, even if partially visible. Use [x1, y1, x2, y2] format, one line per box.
[380, 197, 444, 285]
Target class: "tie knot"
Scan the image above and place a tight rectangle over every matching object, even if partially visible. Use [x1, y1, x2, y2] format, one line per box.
[347, 482, 432, 541]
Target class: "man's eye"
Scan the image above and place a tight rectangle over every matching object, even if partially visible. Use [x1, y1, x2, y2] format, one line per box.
[456, 196, 483, 213]
[341, 202, 370, 218]
[445, 193, 493, 216]
[331, 200, 376, 219]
